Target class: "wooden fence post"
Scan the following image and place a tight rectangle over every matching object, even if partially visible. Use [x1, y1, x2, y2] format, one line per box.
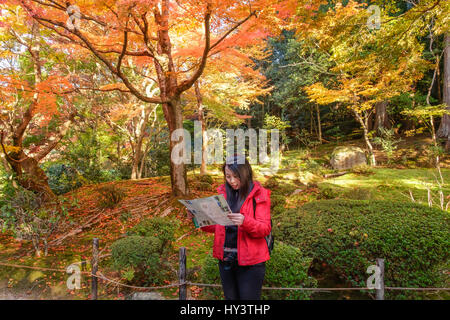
[91, 238, 99, 300]
[179, 247, 187, 300]
[376, 258, 385, 300]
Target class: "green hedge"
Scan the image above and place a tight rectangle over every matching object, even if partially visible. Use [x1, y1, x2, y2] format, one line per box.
[111, 235, 170, 285]
[199, 242, 317, 300]
[127, 217, 178, 254]
[274, 199, 449, 299]
[111, 217, 179, 285]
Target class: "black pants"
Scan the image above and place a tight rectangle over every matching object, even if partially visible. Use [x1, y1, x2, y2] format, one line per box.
[218, 259, 266, 300]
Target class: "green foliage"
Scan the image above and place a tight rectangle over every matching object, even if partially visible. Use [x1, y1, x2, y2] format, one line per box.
[96, 184, 126, 209]
[111, 217, 179, 286]
[254, 29, 338, 140]
[351, 164, 375, 175]
[0, 175, 68, 256]
[44, 163, 84, 195]
[270, 194, 286, 209]
[271, 204, 285, 220]
[198, 174, 214, 184]
[295, 128, 321, 149]
[264, 242, 318, 300]
[342, 187, 372, 200]
[426, 144, 445, 160]
[276, 183, 299, 196]
[110, 235, 171, 285]
[192, 180, 214, 191]
[198, 253, 224, 299]
[371, 128, 402, 163]
[317, 186, 337, 200]
[127, 217, 179, 254]
[275, 199, 449, 299]
[59, 127, 110, 183]
[199, 242, 317, 300]
[263, 114, 291, 148]
[263, 175, 281, 189]
[324, 125, 345, 142]
[298, 159, 326, 175]
[119, 210, 132, 223]
[146, 130, 171, 177]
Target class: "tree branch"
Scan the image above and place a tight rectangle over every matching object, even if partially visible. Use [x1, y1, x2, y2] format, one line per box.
[23, 9, 166, 104]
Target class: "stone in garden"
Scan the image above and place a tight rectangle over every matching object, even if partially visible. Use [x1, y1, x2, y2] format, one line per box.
[330, 146, 367, 170]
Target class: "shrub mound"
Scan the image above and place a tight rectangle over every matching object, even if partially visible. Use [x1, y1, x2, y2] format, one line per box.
[127, 217, 179, 253]
[274, 199, 449, 299]
[199, 242, 317, 300]
[111, 235, 167, 285]
[111, 217, 179, 285]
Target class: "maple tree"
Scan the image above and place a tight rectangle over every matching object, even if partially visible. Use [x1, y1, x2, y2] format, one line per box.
[0, 5, 79, 203]
[7, 0, 301, 196]
[301, 1, 438, 166]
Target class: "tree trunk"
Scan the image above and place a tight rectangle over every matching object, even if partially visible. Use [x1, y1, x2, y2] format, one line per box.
[194, 82, 208, 175]
[373, 101, 391, 134]
[315, 104, 322, 144]
[437, 33, 450, 151]
[131, 143, 143, 179]
[367, 109, 374, 132]
[353, 110, 376, 166]
[165, 97, 189, 196]
[131, 103, 155, 180]
[5, 150, 58, 203]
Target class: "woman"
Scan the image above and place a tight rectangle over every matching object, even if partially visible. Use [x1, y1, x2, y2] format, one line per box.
[188, 154, 272, 300]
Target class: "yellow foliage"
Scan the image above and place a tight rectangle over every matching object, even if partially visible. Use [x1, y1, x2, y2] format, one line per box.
[3, 145, 21, 154]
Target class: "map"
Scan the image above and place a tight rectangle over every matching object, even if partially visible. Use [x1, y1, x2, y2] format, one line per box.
[178, 194, 235, 228]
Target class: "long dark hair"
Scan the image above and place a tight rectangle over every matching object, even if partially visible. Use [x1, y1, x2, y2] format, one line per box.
[222, 154, 254, 203]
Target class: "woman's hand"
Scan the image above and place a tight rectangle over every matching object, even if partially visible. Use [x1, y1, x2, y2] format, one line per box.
[227, 213, 245, 226]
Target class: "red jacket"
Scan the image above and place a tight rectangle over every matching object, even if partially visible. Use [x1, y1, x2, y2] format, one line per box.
[200, 180, 272, 266]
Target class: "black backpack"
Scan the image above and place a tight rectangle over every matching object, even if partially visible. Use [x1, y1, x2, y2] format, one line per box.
[253, 198, 274, 256]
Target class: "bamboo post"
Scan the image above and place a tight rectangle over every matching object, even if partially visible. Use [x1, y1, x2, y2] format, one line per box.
[179, 247, 187, 300]
[376, 258, 385, 300]
[91, 238, 99, 300]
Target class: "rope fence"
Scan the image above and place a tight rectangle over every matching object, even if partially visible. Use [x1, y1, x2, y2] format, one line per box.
[1, 238, 449, 300]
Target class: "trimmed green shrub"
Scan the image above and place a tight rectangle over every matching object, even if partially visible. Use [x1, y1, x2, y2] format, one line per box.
[271, 205, 285, 219]
[264, 176, 281, 189]
[274, 183, 298, 196]
[317, 186, 337, 200]
[263, 242, 318, 300]
[199, 242, 317, 300]
[274, 199, 449, 299]
[127, 217, 178, 254]
[198, 253, 223, 299]
[270, 194, 286, 209]
[111, 235, 171, 285]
